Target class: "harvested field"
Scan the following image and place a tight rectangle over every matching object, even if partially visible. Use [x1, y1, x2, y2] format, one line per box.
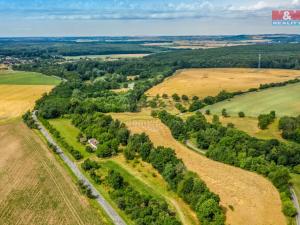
[0, 121, 108, 225]
[0, 85, 53, 120]
[111, 114, 286, 225]
[147, 68, 300, 98]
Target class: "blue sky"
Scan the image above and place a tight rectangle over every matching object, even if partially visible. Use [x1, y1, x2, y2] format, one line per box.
[1, 0, 300, 36]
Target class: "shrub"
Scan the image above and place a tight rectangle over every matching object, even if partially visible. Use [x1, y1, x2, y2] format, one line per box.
[238, 111, 245, 118]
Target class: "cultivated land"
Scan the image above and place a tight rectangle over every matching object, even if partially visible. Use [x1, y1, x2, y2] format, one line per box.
[0, 121, 108, 225]
[0, 70, 59, 121]
[49, 118, 198, 225]
[0, 70, 61, 85]
[203, 82, 300, 117]
[111, 113, 286, 225]
[0, 85, 53, 121]
[146, 68, 300, 98]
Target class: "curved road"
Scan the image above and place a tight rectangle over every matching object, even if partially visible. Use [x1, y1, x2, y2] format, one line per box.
[32, 111, 126, 225]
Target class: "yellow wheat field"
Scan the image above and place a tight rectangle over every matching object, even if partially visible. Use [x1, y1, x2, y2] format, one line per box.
[0, 85, 53, 120]
[147, 68, 300, 98]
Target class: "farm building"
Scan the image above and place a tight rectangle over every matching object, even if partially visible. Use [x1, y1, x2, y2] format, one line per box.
[88, 138, 99, 149]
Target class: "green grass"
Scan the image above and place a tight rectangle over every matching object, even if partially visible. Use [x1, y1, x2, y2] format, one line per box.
[0, 70, 61, 85]
[48, 118, 89, 158]
[203, 83, 300, 117]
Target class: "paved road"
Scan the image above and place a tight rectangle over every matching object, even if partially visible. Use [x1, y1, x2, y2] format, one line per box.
[32, 111, 126, 225]
[291, 188, 300, 225]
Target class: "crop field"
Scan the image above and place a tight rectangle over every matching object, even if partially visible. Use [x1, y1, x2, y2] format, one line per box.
[0, 121, 109, 225]
[0, 70, 61, 85]
[111, 113, 286, 225]
[203, 82, 300, 117]
[146, 68, 300, 98]
[0, 85, 53, 120]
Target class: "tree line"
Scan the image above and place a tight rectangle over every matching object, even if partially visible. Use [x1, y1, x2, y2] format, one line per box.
[157, 110, 299, 218]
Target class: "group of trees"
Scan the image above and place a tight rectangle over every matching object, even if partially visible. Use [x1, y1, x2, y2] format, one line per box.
[22, 111, 37, 129]
[157, 111, 299, 217]
[106, 170, 181, 225]
[39, 117, 83, 160]
[72, 113, 130, 157]
[125, 133, 225, 224]
[258, 111, 276, 129]
[279, 115, 300, 143]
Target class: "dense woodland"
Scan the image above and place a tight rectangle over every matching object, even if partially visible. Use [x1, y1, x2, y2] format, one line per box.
[0, 41, 162, 58]
[157, 110, 299, 217]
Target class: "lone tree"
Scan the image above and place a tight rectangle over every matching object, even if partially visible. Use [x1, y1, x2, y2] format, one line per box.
[172, 93, 180, 102]
[238, 111, 245, 118]
[222, 109, 228, 117]
[182, 95, 189, 101]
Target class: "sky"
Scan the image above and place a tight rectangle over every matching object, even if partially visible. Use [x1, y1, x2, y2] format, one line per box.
[1, 0, 300, 36]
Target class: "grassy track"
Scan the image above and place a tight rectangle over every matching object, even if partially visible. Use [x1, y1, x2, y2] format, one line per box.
[0, 70, 61, 85]
[203, 83, 300, 117]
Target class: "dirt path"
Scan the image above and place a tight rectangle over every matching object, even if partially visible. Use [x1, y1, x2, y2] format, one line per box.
[123, 119, 286, 225]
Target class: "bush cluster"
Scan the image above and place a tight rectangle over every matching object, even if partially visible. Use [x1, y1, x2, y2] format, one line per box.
[106, 170, 182, 225]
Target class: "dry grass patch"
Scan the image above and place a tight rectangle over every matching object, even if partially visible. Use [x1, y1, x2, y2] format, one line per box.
[0, 121, 108, 225]
[147, 68, 300, 98]
[0, 85, 53, 120]
[112, 113, 286, 225]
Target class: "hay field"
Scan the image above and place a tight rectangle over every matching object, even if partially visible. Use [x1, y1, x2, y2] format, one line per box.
[0, 70, 61, 85]
[111, 114, 286, 225]
[0, 121, 108, 225]
[0, 85, 53, 120]
[203, 82, 300, 117]
[147, 68, 300, 98]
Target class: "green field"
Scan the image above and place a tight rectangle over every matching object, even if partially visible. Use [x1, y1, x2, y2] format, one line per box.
[48, 118, 89, 158]
[0, 70, 61, 85]
[203, 83, 300, 117]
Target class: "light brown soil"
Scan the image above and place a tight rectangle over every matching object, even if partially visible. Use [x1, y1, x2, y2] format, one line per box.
[147, 68, 300, 98]
[0, 121, 108, 225]
[114, 115, 286, 225]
